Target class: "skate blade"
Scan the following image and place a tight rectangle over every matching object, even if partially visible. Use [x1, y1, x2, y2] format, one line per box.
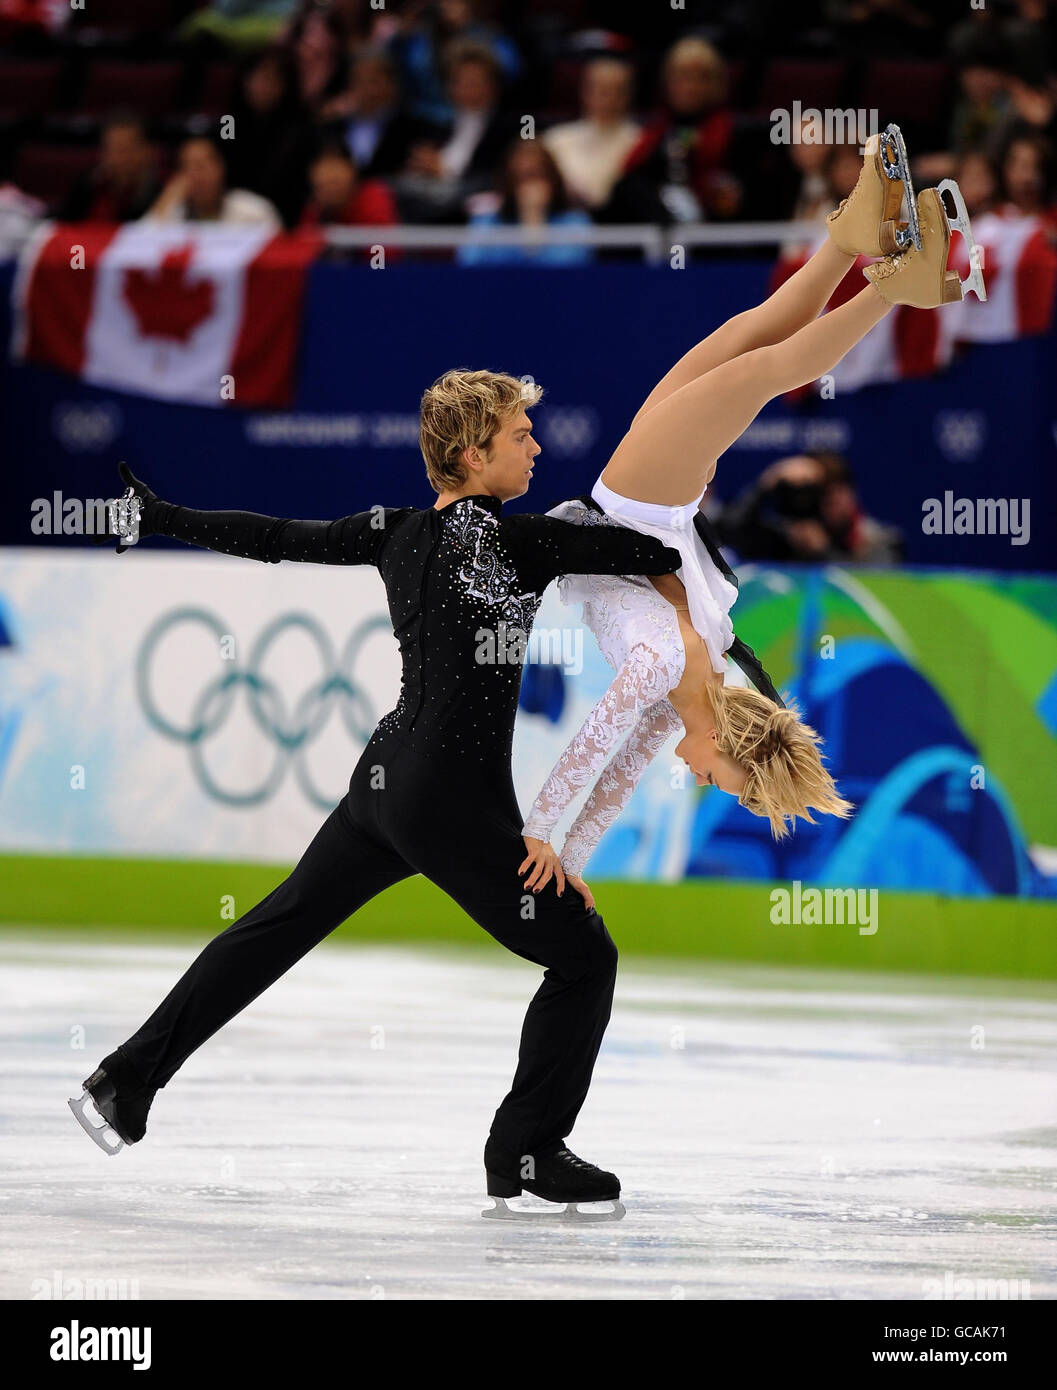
[935, 178, 988, 302]
[482, 1196, 626, 1223]
[68, 1091, 124, 1156]
[879, 123, 922, 252]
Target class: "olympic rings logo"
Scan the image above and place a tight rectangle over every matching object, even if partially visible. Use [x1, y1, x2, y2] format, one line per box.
[136, 608, 394, 808]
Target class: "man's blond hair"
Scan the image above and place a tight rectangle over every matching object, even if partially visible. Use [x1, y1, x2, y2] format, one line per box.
[705, 681, 853, 839]
[419, 369, 543, 493]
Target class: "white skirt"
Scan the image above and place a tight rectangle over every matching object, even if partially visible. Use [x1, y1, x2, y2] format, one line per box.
[597, 474, 737, 675]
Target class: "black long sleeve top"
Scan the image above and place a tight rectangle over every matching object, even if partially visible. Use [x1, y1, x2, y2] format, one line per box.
[142, 492, 681, 766]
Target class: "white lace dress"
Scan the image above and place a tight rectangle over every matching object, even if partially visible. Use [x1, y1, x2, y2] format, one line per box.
[522, 474, 740, 875]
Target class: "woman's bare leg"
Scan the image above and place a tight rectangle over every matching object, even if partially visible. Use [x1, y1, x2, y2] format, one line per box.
[628, 239, 857, 430]
[602, 282, 891, 507]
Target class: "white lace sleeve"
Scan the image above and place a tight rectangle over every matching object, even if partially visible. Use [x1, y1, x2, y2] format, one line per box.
[522, 643, 671, 845]
[558, 699, 683, 876]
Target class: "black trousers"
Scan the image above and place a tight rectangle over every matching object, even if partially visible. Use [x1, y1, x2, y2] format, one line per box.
[120, 727, 619, 1158]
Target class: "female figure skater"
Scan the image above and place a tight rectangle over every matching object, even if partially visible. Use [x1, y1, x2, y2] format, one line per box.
[519, 129, 986, 906]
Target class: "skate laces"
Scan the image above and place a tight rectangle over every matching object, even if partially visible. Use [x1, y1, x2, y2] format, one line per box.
[873, 238, 922, 277]
[553, 1146, 599, 1173]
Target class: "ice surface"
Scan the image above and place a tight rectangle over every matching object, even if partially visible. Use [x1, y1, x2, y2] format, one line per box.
[1, 932, 1054, 1300]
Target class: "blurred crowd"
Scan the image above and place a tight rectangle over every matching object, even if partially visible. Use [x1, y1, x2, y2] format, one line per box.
[0, 0, 1054, 263]
[713, 452, 904, 565]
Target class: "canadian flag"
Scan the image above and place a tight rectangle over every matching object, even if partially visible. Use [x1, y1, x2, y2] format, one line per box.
[943, 205, 1057, 345]
[13, 221, 322, 407]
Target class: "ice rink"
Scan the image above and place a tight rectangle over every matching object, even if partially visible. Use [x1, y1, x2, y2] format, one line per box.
[2, 930, 1054, 1301]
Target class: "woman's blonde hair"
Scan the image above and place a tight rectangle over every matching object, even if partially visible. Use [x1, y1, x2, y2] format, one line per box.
[705, 681, 853, 840]
[419, 369, 544, 493]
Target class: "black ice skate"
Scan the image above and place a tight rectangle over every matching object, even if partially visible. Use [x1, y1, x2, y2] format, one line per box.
[482, 1141, 626, 1222]
[68, 1048, 155, 1156]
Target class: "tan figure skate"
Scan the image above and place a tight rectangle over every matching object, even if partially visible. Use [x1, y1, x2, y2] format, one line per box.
[827, 125, 912, 257]
[863, 187, 965, 308]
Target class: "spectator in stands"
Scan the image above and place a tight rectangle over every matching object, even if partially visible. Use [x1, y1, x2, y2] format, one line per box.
[774, 114, 842, 254]
[393, 39, 521, 222]
[828, 0, 940, 59]
[816, 452, 905, 564]
[772, 141, 869, 318]
[285, 0, 383, 51]
[0, 182, 45, 258]
[319, 47, 431, 178]
[0, 0, 69, 39]
[998, 130, 1057, 223]
[946, 0, 1005, 68]
[950, 135, 1057, 336]
[456, 139, 594, 266]
[144, 135, 281, 229]
[287, 0, 350, 115]
[786, 117, 837, 226]
[60, 114, 162, 224]
[389, 0, 522, 126]
[957, 149, 998, 218]
[1003, 0, 1055, 87]
[827, 142, 868, 205]
[1001, 74, 1057, 150]
[298, 140, 398, 230]
[949, 37, 1014, 158]
[718, 455, 832, 562]
[541, 58, 641, 212]
[604, 37, 741, 224]
[716, 454, 903, 564]
[225, 47, 315, 227]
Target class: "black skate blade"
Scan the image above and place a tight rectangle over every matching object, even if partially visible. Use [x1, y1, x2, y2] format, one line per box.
[482, 1195, 626, 1223]
[68, 1091, 124, 1156]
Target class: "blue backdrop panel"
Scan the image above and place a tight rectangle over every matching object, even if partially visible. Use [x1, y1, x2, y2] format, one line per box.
[2, 259, 1054, 571]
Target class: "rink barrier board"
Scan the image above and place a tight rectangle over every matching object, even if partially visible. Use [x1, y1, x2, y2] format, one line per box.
[1, 853, 1055, 980]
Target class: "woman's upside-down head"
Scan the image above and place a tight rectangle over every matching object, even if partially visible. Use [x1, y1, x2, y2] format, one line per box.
[676, 681, 853, 839]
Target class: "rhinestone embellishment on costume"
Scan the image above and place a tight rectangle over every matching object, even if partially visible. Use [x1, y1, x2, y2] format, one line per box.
[446, 501, 541, 629]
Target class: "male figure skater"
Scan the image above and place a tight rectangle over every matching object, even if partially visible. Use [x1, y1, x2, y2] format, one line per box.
[70, 370, 681, 1218]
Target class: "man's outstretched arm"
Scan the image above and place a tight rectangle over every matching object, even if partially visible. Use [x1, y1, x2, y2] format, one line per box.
[100, 463, 410, 566]
[504, 512, 680, 587]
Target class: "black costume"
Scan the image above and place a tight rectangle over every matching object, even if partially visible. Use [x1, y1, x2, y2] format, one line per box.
[108, 487, 680, 1172]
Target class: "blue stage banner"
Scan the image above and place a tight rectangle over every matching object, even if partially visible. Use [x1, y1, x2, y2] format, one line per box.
[3, 259, 1055, 572]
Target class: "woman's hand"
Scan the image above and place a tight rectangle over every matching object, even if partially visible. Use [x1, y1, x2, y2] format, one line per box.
[565, 873, 595, 911]
[519, 837, 566, 899]
[147, 171, 188, 218]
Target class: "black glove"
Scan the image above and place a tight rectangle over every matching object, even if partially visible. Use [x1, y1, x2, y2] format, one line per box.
[90, 462, 160, 553]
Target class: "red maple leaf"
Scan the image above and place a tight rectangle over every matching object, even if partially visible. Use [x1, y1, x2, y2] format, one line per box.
[122, 244, 215, 344]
